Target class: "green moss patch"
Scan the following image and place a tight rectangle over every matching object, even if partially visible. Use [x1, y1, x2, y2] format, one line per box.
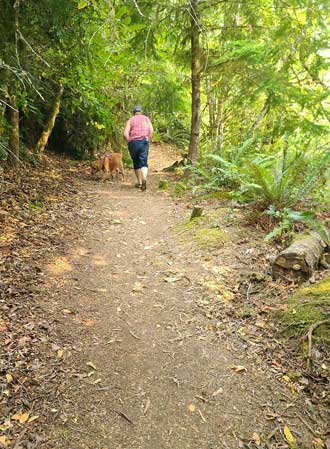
[192, 227, 230, 247]
[197, 190, 232, 201]
[278, 278, 330, 342]
[174, 213, 230, 248]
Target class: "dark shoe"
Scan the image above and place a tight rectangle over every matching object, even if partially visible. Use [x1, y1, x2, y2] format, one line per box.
[135, 183, 142, 188]
[141, 180, 147, 191]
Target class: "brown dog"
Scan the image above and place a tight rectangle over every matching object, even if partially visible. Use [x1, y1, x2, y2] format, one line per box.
[105, 153, 124, 180]
[91, 153, 124, 180]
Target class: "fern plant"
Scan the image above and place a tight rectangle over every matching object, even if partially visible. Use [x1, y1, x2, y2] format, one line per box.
[240, 149, 330, 208]
[265, 207, 330, 244]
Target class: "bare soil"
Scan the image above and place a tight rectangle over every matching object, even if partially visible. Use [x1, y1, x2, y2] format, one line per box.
[2, 145, 328, 449]
[36, 144, 326, 449]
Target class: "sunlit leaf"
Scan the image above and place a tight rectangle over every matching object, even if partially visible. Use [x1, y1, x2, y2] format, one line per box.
[0, 436, 10, 447]
[284, 425, 296, 443]
[230, 365, 247, 373]
[5, 373, 13, 383]
[252, 432, 261, 446]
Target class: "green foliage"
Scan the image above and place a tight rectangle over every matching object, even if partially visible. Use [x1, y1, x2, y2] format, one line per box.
[265, 208, 330, 243]
[173, 181, 187, 197]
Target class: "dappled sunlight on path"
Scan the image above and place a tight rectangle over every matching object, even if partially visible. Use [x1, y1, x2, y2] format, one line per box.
[44, 145, 312, 449]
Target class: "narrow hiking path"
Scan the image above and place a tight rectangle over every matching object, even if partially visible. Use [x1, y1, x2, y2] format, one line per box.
[43, 145, 312, 449]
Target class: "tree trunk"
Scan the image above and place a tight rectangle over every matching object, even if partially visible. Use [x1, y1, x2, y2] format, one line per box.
[272, 232, 326, 282]
[35, 85, 64, 153]
[5, 93, 20, 168]
[188, 0, 201, 164]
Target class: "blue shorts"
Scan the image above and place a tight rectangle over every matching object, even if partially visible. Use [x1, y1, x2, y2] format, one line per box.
[128, 139, 149, 169]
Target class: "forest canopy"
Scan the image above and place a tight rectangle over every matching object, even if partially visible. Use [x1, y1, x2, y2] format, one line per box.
[1, 0, 330, 216]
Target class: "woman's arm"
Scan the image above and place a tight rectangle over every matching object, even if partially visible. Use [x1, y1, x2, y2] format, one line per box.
[123, 120, 131, 142]
[148, 119, 154, 140]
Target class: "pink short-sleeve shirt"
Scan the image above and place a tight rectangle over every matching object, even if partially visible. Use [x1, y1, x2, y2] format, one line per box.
[128, 114, 152, 142]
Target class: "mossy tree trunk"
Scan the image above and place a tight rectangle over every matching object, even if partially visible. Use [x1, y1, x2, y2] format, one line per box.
[188, 0, 201, 164]
[35, 85, 64, 153]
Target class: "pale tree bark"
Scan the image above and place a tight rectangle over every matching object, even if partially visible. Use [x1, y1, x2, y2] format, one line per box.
[272, 232, 325, 282]
[188, 0, 201, 164]
[35, 85, 64, 153]
[5, 92, 20, 168]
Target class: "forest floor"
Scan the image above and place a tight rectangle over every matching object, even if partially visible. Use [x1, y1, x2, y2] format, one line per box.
[1, 144, 329, 449]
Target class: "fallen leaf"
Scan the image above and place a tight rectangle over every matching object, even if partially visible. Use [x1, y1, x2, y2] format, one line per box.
[284, 425, 296, 444]
[62, 309, 72, 314]
[28, 415, 39, 424]
[0, 421, 13, 431]
[0, 320, 8, 332]
[132, 282, 145, 293]
[57, 349, 64, 358]
[0, 436, 9, 447]
[313, 438, 325, 449]
[230, 365, 247, 373]
[255, 320, 266, 328]
[211, 387, 223, 397]
[5, 373, 13, 384]
[11, 413, 21, 421]
[12, 412, 30, 424]
[188, 404, 196, 412]
[19, 412, 30, 424]
[252, 432, 261, 446]
[265, 412, 280, 420]
[164, 276, 183, 283]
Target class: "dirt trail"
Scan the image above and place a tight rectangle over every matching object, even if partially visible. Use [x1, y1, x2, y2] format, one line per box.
[44, 145, 309, 449]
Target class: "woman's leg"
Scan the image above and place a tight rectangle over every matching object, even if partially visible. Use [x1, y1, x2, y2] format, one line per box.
[134, 168, 142, 185]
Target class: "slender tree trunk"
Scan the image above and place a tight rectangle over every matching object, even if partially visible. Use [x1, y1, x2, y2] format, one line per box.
[206, 76, 215, 140]
[216, 101, 224, 151]
[5, 93, 20, 168]
[35, 85, 64, 153]
[188, 0, 201, 164]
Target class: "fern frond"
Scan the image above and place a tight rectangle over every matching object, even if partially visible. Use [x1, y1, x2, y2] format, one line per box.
[244, 161, 276, 203]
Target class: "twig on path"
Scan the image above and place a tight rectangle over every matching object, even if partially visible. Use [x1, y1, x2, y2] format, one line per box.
[128, 329, 141, 340]
[106, 339, 123, 344]
[67, 425, 90, 435]
[295, 413, 321, 437]
[303, 319, 330, 368]
[96, 387, 111, 392]
[196, 395, 208, 403]
[169, 376, 180, 388]
[143, 397, 151, 416]
[198, 408, 207, 423]
[111, 408, 134, 425]
[246, 282, 252, 301]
